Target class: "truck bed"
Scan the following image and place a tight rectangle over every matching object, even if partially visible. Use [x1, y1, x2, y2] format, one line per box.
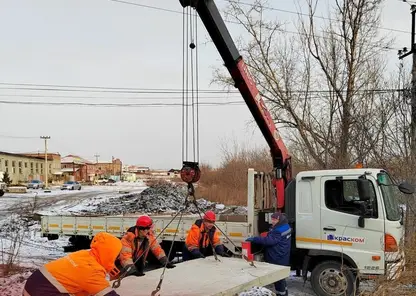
[41, 214, 251, 253]
[112, 257, 289, 296]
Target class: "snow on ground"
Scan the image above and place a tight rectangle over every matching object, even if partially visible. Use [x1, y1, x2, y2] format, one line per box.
[0, 180, 148, 218]
[0, 215, 68, 296]
[35, 181, 148, 216]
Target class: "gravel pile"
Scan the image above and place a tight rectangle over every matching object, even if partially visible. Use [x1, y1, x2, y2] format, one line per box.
[77, 183, 247, 216]
[239, 286, 275, 296]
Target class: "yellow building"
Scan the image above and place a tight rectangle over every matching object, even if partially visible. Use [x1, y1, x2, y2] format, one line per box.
[0, 151, 62, 184]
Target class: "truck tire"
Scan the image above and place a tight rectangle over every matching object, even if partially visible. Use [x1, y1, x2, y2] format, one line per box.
[310, 260, 357, 296]
[0, 190, 4, 197]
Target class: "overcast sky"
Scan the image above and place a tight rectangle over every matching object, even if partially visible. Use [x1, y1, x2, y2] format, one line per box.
[0, 0, 412, 169]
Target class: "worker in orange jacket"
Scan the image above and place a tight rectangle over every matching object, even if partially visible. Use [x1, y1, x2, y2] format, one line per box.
[182, 210, 230, 261]
[22, 232, 122, 296]
[117, 215, 176, 277]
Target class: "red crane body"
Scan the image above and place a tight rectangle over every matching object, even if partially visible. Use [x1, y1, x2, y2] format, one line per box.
[179, 0, 292, 211]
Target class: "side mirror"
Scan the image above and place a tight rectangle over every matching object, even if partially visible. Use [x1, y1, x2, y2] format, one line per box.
[398, 182, 415, 195]
[357, 179, 371, 201]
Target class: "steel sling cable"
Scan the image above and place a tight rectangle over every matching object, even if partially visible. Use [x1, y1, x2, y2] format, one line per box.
[112, 205, 186, 289]
[150, 209, 186, 296]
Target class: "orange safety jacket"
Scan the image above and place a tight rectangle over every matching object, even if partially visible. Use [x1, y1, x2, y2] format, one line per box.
[118, 226, 166, 268]
[185, 219, 222, 252]
[22, 232, 122, 296]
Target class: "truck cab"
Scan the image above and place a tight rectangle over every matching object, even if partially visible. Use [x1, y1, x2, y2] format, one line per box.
[275, 168, 408, 295]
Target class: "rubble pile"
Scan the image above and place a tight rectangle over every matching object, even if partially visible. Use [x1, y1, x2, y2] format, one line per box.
[239, 286, 275, 296]
[77, 183, 247, 216]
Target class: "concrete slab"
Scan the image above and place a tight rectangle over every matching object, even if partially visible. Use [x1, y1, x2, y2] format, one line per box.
[112, 257, 290, 296]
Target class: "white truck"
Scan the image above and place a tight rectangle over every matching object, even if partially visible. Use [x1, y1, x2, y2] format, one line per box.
[40, 167, 413, 296]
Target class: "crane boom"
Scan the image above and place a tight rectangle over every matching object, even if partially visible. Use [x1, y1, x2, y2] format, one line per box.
[179, 0, 292, 210]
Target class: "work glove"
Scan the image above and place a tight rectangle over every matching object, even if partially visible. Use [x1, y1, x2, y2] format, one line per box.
[191, 249, 205, 258]
[124, 264, 145, 277]
[165, 262, 176, 269]
[215, 245, 231, 257]
[160, 256, 176, 269]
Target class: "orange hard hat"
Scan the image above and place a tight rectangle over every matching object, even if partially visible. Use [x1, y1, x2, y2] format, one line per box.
[203, 210, 216, 222]
[136, 215, 153, 228]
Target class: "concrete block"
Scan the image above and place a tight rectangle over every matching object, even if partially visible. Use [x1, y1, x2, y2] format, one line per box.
[113, 257, 290, 296]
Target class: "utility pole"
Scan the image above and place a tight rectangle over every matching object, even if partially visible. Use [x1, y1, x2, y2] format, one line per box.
[94, 153, 100, 164]
[40, 136, 51, 189]
[398, 3, 416, 244]
[398, 4, 416, 165]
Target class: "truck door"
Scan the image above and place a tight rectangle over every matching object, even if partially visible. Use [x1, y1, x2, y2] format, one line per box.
[320, 176, 385, 274]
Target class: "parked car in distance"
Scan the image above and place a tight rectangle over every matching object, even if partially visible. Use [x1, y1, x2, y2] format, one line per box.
[27, 180, 45, 189]
[61, 181, 82, 190]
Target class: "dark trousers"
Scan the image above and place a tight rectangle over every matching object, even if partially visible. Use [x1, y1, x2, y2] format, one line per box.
[274, 278, 288, 296]
[182, 245, 213, 261]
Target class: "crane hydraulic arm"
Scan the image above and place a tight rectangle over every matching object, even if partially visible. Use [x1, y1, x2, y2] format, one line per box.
[179, 0, 292, 211]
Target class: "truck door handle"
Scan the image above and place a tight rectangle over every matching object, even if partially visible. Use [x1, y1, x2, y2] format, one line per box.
[323, 227, 336, 231]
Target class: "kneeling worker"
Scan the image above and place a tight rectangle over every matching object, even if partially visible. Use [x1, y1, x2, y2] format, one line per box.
[23, 232, 122, 296]
[118, 215, 176, 277]
[183, 210, 230, 260]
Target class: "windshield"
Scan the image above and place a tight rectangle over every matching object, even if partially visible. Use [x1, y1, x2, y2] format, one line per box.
[65, 181, 74, 184]
[377, 172, 401, 221]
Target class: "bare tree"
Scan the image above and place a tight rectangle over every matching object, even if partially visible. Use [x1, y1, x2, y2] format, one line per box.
[213, 0, 393, 169]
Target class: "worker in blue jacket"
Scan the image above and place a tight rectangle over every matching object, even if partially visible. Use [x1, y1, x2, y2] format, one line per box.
[246, 212, 291, 296]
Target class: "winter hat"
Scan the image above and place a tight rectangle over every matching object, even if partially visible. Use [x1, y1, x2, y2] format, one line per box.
[271, 212, 283, 220]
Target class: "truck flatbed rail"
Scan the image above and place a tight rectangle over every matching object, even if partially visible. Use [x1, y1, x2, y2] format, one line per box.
[41, 215, 251, 252]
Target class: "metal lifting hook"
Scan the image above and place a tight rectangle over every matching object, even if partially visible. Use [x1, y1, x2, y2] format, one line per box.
[150, 278, 163, 296]
[112, 278, 121, 289]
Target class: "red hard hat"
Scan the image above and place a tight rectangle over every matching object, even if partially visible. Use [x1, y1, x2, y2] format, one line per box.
[203, 210, 216, 222]
[136, 215, 153, 228]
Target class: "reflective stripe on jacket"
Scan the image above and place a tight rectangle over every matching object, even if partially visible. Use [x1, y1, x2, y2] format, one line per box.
[22, 232, 122, 296]
[185, 219, 221, 252]
[118, 226, 166, 267]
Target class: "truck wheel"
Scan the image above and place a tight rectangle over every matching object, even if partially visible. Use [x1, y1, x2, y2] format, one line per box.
[310, 261, 356, 296]
[0, 190, 4, 197]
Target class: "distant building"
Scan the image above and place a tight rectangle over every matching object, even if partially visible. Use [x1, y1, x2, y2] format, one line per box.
[93, 157, 122, 179]
[61, 155, 93, 182]
[0, 151, 62, 184]
[123, 165, 150, 174]
[61, 155, 122, 182]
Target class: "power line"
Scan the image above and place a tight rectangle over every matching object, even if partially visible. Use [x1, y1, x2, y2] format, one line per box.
[0, 94, 242, 101]
[0, 134, 39, 139]
[0, 86, 235, 94]
[0, 100, 245, 107]
[108, 0, 400, 51]
[0, 82, 405, 94]
[0, 88, 405, 108]
[0, 82, 229, 93]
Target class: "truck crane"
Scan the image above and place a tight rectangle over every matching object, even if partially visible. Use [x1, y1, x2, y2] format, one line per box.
[40, 1, 415, 295]
[179, 0, 291, 216]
